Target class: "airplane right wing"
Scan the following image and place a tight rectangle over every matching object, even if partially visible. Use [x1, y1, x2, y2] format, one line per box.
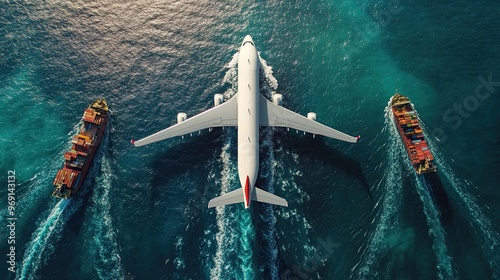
[132, 95, 238, 147]
[259, 94, 359, 143]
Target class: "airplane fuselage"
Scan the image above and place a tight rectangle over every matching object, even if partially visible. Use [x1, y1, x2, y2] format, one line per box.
[237, 36, 260, 208]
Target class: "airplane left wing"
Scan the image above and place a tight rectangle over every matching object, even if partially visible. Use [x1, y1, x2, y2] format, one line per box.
[259, 94, 359, 143]
[132, 95, 238, 147]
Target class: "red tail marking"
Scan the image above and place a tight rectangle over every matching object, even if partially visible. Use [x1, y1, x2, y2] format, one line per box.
[244, 176, 250, 207]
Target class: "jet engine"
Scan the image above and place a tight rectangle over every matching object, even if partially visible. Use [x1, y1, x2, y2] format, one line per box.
[214, 94, 224, 106]
[272, 94, 283, 106]
[307, 112, 316, 121]
[177, 112, 187, 124]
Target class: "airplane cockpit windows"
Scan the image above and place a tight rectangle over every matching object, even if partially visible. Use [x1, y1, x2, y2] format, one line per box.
[243, 41, 254, 46]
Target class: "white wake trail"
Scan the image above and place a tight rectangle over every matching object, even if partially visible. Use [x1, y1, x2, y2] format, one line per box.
[18, 199, 69, 280]
[421, 122, 500, 278]
[90, 157, 125, 280]
[352, 106, 403, 279]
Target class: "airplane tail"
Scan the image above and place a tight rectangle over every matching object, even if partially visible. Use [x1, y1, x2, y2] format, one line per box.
[208, 187, 288, 208]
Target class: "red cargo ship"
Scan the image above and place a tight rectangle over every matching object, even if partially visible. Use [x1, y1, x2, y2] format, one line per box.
[52, 99, 109, 198]
[391, 93, 437, 174]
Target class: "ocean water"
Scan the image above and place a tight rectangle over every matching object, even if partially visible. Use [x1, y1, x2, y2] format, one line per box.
[1, 0, 499, 279]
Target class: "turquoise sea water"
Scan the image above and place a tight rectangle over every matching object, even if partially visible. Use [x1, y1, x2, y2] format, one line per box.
[1, 1, 499, 279]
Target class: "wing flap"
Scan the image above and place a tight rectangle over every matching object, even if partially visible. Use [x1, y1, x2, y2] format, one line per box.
[259, 94, 358, 143]
[133, 95, 238, 147]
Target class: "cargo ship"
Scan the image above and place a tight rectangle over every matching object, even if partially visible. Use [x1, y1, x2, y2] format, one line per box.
[52, 99, 109, 198]
[391, 93, 437, 174]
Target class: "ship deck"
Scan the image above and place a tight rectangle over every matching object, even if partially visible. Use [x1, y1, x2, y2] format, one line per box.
[52, 99, 109, 198]
[392, 94, 436, 174]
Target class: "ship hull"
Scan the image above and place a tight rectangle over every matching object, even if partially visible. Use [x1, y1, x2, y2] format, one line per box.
[52, 99, 109, 198]
[391, 93, 437, 174]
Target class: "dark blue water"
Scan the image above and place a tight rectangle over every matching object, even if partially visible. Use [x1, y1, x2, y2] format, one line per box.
[1, 1, 499, 279]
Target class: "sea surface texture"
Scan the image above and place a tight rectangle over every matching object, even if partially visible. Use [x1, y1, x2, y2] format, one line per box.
[1, 1, 499, 279]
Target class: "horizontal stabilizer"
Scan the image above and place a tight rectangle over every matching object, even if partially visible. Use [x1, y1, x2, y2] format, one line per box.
[252, 187, 288, 207]
[208, 189, 243, 208]
[208, 187, 288, 208]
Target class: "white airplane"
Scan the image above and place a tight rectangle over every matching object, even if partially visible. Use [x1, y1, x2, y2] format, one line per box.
[131, 35, 359, 209]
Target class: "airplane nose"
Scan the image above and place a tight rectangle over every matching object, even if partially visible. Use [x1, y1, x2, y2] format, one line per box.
[244, 35, 253, 42]
[242, 35, 254, 45]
